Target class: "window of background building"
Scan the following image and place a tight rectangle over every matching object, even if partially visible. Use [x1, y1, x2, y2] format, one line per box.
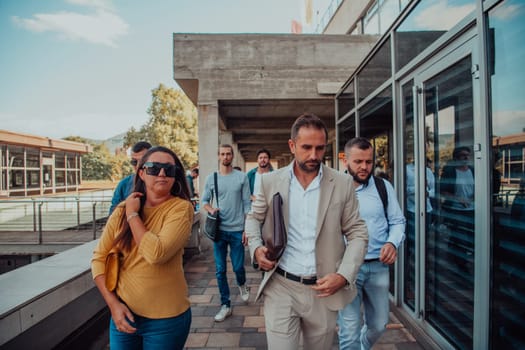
[337, 80, 355, 117]
[395, 0, 476, 71]
[55, 170, 66, 187]
[357, 39, 392, 100]
[55, 152, 66, 169]
[26, 149, 39, 168]
[0, 145, 6, 193]
[337, 113, 356, 169]
[402, 80, 416, 311]
[488, 0, 525, 348]
[364, 1, 380, 34]
[359, 87, 393, 186]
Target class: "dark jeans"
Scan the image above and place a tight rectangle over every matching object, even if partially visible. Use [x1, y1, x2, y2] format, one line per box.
[213, 230, 246, 307]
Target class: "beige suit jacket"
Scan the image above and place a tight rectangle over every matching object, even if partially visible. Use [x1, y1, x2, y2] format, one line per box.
[245, 163, 368, 311]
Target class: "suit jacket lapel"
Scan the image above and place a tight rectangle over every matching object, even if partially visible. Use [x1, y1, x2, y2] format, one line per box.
[317, 165, 335, 236]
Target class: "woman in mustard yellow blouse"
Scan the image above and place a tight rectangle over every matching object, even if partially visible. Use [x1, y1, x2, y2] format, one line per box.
[91, 146, 194, 349]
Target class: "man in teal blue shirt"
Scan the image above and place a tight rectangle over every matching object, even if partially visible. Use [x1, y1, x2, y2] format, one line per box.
[109, 141, 151, 214]
[246, 148, 273, 201]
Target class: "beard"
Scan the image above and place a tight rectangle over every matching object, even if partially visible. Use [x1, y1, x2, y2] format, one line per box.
[297, 159, 321, 173]
[259, 162, 269, 168]
[347, 166, 372, 185]
[222, 159, 232, 167]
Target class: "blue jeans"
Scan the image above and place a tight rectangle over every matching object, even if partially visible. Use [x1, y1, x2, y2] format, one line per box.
[337, 261, 390, 350]
[109, 308, 191, 350]
[213, 230, 246, 307]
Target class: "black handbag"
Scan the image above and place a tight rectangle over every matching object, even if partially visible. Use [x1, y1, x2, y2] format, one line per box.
[203, 172, 220, 242]
[264, 192, 287, 261]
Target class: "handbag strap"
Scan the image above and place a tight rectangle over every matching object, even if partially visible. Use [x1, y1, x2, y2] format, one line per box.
[213, 172, 219, 207]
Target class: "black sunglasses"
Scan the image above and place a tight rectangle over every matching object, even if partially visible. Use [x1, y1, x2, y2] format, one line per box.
[130, 159, 139, 166]
[142, 162, 177, 177]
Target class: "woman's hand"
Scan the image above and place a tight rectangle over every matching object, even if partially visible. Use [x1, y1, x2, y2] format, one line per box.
[125, 192, 143, 216]
[109, 300, 137, 334]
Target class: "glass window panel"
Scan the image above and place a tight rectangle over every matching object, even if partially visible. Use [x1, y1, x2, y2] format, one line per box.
[26, 149, 39, 168]
[402, 81, 416, 310]
[55, 152, 66, 168]
[488, 1, 525, 348]
[358, 40, 391, 101]
[424, 56, 474, 349]
[337, 80, 355, 117]
[66, 153, 76, 168]
[56, 170, 65, 186]
[379, 0, 401, 34]
[364, 1, 380, 34]
[395, 0, 476, 71]
[359, 87, 393, 147]
[10, 170, 24, 188]
[26, 170, 40, 189]
[9, 147, 24, 167]
[67, 170, 78, 185]
[337, 114, 356, 169]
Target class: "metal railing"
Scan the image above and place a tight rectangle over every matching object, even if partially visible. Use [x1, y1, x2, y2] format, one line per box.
[0, 197, 112, 242]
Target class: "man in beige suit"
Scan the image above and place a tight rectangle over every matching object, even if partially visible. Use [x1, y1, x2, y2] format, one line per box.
[245, 113, 368, 349]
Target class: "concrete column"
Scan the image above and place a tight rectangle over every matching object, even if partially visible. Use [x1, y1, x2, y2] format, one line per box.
[197, 104, 219, 252]
[198, 103, 219, 200]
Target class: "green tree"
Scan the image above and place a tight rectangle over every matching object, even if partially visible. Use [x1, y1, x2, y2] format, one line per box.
[123, 126, 147, 149]
[124, 84, 198, 169]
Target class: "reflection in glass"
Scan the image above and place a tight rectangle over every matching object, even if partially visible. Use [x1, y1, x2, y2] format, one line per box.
[488, 0, 525, 348]
[424, 56, 474, 349]
[337, 114, 356, 165]
[357, 40, 391, 100]
[360, 87, 392, 143]
[395, 0, 475, 71]
[364, 1, 380, 34]
[402, 81, 416, 310]
[338, 80, 355, 118]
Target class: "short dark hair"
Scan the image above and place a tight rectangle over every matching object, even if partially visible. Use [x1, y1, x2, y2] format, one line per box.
[344, 137, 373, 152]
[256, 148, 271, 159]
[219, 144, 234, 154]
[453, 146, 471, 159]
[290, 113, 328, 141]
[132, 141, 152, 153]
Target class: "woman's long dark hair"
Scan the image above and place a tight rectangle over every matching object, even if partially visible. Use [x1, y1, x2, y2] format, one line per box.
[114, 146, 191, 251]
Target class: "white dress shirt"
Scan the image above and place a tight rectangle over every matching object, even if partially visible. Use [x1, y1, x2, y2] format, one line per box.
[278, 163, 323, 276]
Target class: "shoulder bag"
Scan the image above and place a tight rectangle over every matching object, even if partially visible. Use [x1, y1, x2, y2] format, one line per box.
[203, 172, 221, 242]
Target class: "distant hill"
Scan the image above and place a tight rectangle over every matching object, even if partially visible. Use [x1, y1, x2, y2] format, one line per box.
[103, 132, 127, 155]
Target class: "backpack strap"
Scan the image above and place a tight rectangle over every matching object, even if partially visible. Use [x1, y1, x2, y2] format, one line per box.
[213, 172, 219, 207]
[373, 175, 388, 221]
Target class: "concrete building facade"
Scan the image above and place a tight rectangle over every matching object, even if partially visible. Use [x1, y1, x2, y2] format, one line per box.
[173, 0, 524, 348]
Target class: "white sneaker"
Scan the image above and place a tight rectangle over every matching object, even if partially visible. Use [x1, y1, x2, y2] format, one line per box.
[239, 284, 250, 302]
[214, 305, 232, 322]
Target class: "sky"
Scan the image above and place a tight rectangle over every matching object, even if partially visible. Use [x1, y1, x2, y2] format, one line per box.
[0, 0, 326, 141]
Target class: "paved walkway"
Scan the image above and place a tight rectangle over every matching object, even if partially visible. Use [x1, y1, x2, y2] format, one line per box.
[183, 247, 424, 350]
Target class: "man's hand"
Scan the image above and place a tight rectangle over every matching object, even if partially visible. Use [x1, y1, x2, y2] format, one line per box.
[311, 273, 347, 297]
[242, 232, 248, 246]
[379, 243, 397, 265]
[254, 246, 276, 271]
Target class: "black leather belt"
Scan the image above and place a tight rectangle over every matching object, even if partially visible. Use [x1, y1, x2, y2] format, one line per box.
[364, 258, 380, 262]
[275, 266, 317, 285]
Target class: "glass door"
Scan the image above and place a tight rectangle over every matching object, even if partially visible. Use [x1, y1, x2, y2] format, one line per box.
[421, 55, 475, 350]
